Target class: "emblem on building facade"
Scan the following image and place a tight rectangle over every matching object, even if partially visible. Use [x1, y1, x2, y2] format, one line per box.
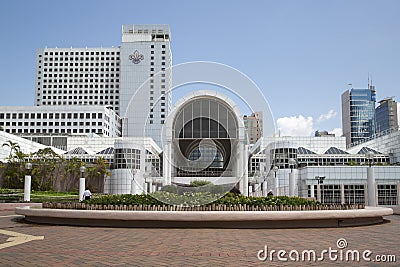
[129, 50, 144, 64]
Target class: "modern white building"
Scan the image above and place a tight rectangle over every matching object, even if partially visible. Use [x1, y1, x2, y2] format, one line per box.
[35, 47, 121, 113]
[33, 25, 172, 147]
[120, 25, 172, 146]
[0, 105, 121, 146]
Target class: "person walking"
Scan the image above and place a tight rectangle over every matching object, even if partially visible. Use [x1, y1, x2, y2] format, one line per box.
[83, 187, 92, 200]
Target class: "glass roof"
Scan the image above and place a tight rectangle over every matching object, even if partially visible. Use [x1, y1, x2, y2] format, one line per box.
[297, 147, 316, 155]
[324, 147, 349, 154]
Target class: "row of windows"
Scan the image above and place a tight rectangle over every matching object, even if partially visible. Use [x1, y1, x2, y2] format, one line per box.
[40, 95, 118, 100]
[40, 101, 118, 107]
[3, 128, 106, 135]
[42, 51, 120, 56]
[40, 84, 119, 89]
[42, 62, 119, 67]
[0, 112, 104, 120]
[42, 72, 118, 77]
[42, 79, 119, 83]
[43, 57, 119, 61]
[42, 90, 118, 94]
[1, 121, 103, 127]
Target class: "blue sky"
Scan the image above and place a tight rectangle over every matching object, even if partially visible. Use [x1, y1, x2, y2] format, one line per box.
[0, 0, 399, 136]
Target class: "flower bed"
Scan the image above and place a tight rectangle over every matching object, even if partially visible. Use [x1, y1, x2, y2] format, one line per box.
[41, 192, 365, 211]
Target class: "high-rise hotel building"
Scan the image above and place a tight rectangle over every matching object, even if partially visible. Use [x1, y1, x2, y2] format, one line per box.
[341, 86, 376, 146]
[119, 25, 172, 145]
[27, 24, 172, 146]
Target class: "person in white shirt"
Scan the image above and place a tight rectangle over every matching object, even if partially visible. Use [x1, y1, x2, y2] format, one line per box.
[83, 188, 92, 200]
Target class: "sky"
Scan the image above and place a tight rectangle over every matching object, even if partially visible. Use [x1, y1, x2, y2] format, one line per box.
[0, 0, 399, 136]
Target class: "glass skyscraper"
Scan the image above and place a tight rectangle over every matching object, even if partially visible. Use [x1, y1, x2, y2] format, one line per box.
[376, 97, 398, 133]
[341, 86, 376, 146]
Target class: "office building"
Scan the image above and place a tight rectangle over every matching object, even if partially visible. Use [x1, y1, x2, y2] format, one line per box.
[34, 24, 171, 146]
[243, 112, 262, 144]
[0, 106, 121, 150]
[34, 47, 121, 113]
[341, 86, 376, 146]
[376, 97, 398, 133]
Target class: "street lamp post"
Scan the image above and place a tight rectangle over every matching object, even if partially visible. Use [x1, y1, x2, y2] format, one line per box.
[79, 166, 86, 201]
[288, 158, 296, 196]
[272, 165, 279, 196]
[365, 151, 377, 206]
[315, 176, 325, 203]
[24, 162, 32, 202]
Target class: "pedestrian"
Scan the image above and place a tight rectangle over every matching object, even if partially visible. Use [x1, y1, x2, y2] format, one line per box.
[83, 187, 92, 200]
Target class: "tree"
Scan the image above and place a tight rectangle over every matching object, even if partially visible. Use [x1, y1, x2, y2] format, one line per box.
[2, 140, 21, 160]
[1, 141, 27, 188]
[86, 157, 111, 192]
[31, 148, 64, 191]
[64, 157, 84, 192]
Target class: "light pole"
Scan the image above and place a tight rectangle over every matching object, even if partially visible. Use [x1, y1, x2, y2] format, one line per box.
[315, 176, 325, 203]
[288, 158, 296, 196]
[24, 162, 32, 202]
[79, 166, 86, 201]
[272, 165, 279, 196]
[365, 151, 377, 206]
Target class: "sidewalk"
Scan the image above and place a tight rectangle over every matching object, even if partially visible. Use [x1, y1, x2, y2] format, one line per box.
[0, 203, 42, 211]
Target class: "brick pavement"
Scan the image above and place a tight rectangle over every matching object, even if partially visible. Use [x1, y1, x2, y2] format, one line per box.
[0, 208, 399, 266]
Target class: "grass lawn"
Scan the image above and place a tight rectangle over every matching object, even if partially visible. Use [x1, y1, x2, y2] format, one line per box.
[0, 188, 79, 203]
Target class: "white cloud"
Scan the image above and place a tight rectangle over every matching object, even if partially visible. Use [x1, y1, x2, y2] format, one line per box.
[317, 109, 337, 123]
[277, 115, 314, 136]
[329, 128, 343, 137]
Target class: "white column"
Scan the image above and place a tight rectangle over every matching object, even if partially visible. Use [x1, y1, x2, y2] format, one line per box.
[397, 181, 400, 206]
[367, 167, 377, 206]
[130, 179, 137, 195]
[248, 185, 253, 196]
[262, 180, 267, 197]
[79, 178, 85, 201]
[24, 175, 31, 202]
[310, 184, 315, 198]
[148, 180, 153, 193]
[316, 184, 321, 203]
[163, 143, 171, 186]
[143, 182, 148, 194]
[243, 144, 249, 196]
[289, 171, 295, 196]
[340, 183, 345, 205]
[275, 174, 279, 196]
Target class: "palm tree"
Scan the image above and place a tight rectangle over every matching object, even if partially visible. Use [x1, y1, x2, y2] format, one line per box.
[2, 140, 21, 160]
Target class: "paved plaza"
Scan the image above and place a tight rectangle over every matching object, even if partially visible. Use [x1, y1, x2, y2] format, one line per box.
[0, 205, 399, 266]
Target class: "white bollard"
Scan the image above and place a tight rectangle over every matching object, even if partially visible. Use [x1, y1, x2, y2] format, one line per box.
[148, 181, 153, 193]
[143, 182, 148, 194]
[152, 185, 157, 192]
[79, 178, 85, 201]
[24, 175, 31, 202]
[367, 167, 377, 206]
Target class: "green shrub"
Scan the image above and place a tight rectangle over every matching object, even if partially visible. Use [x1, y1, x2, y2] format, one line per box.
[189, 180, 211, 187]
[83, 192, 317, 207]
